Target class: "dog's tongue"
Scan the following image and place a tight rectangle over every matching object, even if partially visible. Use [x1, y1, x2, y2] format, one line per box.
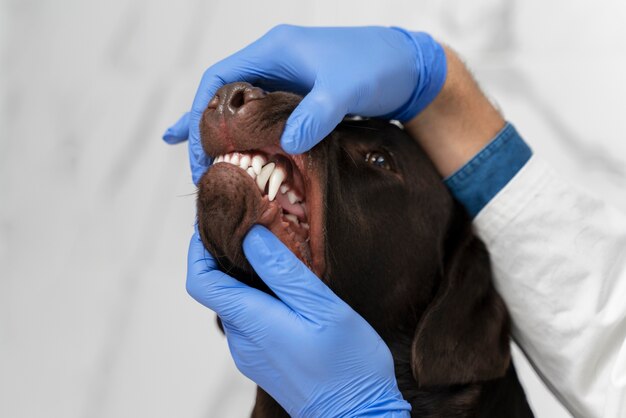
[196, 163, 311, 272]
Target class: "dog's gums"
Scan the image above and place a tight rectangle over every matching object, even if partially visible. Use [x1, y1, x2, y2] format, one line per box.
[209, 148, 313, 267]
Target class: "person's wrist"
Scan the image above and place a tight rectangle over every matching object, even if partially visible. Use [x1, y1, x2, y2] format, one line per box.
[404, 45, 505, 178]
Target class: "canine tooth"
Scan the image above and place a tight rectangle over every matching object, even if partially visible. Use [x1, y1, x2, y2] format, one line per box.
[301, 222, 309, 230]
[280, 184, 289, 194]
[215, 155, 223, 163]
[230, 153, 240, 166]
[256, 162, 275, 193]
[284, 214, 299, 225]
[224, 154, 231, 163]
[287, 190, 300, 204]
[251, 155, 266, 175]
[239, 155, 251, 169]
[246, 167, 256, 178]
[268, 167, 286, 201]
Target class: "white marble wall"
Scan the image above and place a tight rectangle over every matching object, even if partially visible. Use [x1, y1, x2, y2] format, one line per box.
[2, 0, 625, 417]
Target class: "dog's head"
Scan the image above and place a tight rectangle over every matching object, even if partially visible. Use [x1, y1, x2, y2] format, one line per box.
[196, 82, 510, 388]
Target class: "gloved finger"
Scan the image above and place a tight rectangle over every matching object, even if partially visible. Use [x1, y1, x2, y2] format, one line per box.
[189, 144, 211, 185]
[187, 69, 229, 184]
[186, 231, 282, 326]
[280, 80, 350, 154]
[162, 112, 190, 144]
[243, 225, 344, 322]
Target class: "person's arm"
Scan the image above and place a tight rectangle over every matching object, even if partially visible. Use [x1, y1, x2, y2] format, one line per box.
[164, 25, 625, 417]
[407, 46, 626, 418]
[405, 45, 506, 178]
[474, 155, 626, 418]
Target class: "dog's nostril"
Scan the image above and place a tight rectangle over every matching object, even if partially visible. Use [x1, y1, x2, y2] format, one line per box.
[211, 83, 268, 116]
[229, 87, 267, 111]
[229, 90, 245, 110]
[226, 87, 267, 113]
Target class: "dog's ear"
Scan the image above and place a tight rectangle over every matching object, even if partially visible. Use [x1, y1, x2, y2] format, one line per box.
[411, 218, 511, 387]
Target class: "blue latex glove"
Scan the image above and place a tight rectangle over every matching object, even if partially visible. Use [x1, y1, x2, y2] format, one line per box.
[163, 25, 447, 184]
[187, 225, 411, 417]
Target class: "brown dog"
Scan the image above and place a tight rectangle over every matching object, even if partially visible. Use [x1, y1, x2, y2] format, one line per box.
[196, 82, 535, 418]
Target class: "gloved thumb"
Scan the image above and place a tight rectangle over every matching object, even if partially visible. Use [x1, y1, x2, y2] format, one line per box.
[162, 112, 190, 144]
[280, 83, 349, 154]
[243, 225, 343, 321]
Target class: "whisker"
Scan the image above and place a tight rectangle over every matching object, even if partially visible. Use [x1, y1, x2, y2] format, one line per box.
[176, 191, 198, 198]
[339, 143, 359, 168]
[340, 123, 383, 131]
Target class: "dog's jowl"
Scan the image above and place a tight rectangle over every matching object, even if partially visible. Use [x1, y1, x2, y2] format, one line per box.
[196, 82, 535, 418]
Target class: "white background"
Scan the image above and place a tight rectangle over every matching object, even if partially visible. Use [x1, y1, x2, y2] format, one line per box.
[2, 0, 626, 417]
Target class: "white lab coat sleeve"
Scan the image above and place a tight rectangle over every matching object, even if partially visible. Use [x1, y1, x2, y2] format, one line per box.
[473, 155, 626, 418]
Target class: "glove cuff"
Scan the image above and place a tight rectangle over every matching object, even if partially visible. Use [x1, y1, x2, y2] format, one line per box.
[387, 28, 448, 123]
[355, 408, 411, 417]
[346, 391, 411, 418]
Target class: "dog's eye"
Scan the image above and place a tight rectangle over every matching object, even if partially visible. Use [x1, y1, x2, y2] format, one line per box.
[365, 151, 391, 170]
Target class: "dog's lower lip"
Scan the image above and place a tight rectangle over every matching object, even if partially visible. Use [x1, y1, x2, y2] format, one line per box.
[213, 149, 309, 226]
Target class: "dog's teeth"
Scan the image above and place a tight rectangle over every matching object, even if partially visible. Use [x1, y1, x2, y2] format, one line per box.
[280, 184, 289, 194]
[284, 214, 299, 225]
[251, 155, 265, 175]
[214, 155, 223, 163]
[268, 167, 286, 201]
[287, 190, 300, 205]
[239, 155, 251, 170]
[230, 153, 240, 166]
[301, 222, 309, 230]
[246, 167, 256, 178]
[224, 154, 232, 163]
[256, 162, 275, 193]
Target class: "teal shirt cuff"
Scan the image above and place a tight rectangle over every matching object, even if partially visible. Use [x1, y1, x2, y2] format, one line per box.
[444, 123, 532, 218]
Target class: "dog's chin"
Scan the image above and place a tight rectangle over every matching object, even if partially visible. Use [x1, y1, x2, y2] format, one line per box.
[196, 148, 321, 276]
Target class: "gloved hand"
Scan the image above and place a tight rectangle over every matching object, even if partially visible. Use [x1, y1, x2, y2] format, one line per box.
[187, 225, 411, 417]
[163, 25, 447, 184]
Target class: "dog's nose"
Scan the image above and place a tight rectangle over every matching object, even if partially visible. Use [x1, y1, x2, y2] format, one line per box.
[208, 82, 267, 116]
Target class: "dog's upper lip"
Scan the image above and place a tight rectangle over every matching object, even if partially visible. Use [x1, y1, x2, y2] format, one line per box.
[200, 84, 302, 156]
